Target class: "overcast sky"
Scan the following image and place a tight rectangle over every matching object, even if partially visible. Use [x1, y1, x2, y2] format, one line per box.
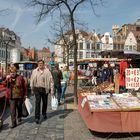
[0, 0, 140, 50]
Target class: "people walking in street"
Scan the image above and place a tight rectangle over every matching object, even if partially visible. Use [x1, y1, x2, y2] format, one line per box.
[51, 64, 63, 105]
[3, 66, 27, 128]
[60, 66, 70, 103]
[30, 59, 54, 124]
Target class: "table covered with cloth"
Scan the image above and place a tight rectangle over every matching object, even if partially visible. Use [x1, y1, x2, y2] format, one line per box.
[78, 93, 140, 132]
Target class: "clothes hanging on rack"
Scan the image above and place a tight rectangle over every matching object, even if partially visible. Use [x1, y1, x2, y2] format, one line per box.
[119, 60, 129, 87]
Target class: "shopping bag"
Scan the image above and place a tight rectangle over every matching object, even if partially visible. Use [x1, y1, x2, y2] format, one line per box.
[0, 117, 3, 129]
[25, 98, 33, 115]
[51, 96, 58, 110]
[22, 102, 29, 117]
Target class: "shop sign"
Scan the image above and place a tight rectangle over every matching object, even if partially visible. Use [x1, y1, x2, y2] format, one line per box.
[125, 68, 140, 90]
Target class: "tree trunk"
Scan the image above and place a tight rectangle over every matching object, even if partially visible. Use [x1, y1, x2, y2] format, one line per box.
[66, 45, 70, 69]
[70, 14, 78, 104]
[63, 45, 66, 63]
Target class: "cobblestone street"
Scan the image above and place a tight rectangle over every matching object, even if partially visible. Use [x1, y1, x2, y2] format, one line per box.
[0, 95, 65, 140]
[1, 86, 140, 140]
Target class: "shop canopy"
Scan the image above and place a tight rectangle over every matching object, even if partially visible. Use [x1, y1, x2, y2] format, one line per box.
[124, 50, 140, 55]
[77, 58, 119, 63]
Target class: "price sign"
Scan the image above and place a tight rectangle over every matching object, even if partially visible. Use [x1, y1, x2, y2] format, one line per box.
[125, 68, 140, 90]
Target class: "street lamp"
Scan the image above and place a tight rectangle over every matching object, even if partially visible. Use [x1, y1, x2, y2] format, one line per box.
[2, 30, 15, 75]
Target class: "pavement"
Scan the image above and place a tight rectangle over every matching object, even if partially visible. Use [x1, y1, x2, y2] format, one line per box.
[0, 94, 65, 140]
[0, 85, 140, 140]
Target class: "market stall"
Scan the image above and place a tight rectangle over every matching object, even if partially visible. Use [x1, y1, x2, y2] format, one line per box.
[78, 76, 92, 89]
[78, 91, 140, 132]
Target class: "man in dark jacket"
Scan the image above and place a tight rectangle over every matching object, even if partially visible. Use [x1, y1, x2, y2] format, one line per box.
[51, 64, 63, 105]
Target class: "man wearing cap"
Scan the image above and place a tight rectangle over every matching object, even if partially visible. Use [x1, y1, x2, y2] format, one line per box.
[3, 66, 27, 128]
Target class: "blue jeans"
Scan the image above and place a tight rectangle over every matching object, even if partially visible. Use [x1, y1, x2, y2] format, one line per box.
[61, 82, 67, 100]
[54, 84, 61, 103]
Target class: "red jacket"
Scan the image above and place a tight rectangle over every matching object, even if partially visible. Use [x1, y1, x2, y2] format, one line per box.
[3, 74, 27, 99]
[119, 60, 129, 86]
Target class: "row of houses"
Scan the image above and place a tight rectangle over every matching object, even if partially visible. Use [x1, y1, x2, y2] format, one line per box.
[54, 19, 140, 63]
[0, 18, 140, 72]
[0, 27, 52, 73]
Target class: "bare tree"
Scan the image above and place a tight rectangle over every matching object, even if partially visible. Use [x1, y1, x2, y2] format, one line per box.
[28, 0, 104, 104]
[47, 9, 87, 69]
[47, 13, 72, 67]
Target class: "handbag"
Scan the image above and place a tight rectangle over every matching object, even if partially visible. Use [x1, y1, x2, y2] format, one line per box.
[0, 97, 7, 129]
[22, 101, 29, 117]
[51, 96, 58, 110]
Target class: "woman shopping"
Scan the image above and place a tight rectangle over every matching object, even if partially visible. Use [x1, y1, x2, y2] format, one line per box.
[60, 66, 70, 103]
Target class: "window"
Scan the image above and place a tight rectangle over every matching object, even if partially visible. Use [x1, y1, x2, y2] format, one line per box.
[114, 45, 116, 50]
[79, 51, 83, 59]
[125, 45, 129, 50]
[86, 42, 90, 50]
[4, 51, 5, 58]
[91, 52, 95, 57]
[2, 50, 3, 58]
[129, 45, 132, 50]
[86, 52, 90, 58]
[118, 44, 121, 50]
[79, 42, 83, 50]
[91, 43, 95, 50]
[69, 51, 74, 59]
[8, 52, 10, 59]
[105, 35, 109, 44]
[117, 36, 121, 41]
[136, 27, 140, 31]
[121, 45, 124, 50]
[133, 45, 137, 50]
[96, 44, 100, 50]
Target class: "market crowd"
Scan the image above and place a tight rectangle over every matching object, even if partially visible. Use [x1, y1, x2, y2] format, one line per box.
[1, 59, 70, 128]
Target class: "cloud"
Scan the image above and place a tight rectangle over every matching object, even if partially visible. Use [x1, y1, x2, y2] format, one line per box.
[11, 8, 24, 30]
[23, 16, 51, 39]
[0, 0, 26, 30]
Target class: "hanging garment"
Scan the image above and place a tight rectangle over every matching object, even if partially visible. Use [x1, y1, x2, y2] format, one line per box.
[119, 60, 129, 87]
